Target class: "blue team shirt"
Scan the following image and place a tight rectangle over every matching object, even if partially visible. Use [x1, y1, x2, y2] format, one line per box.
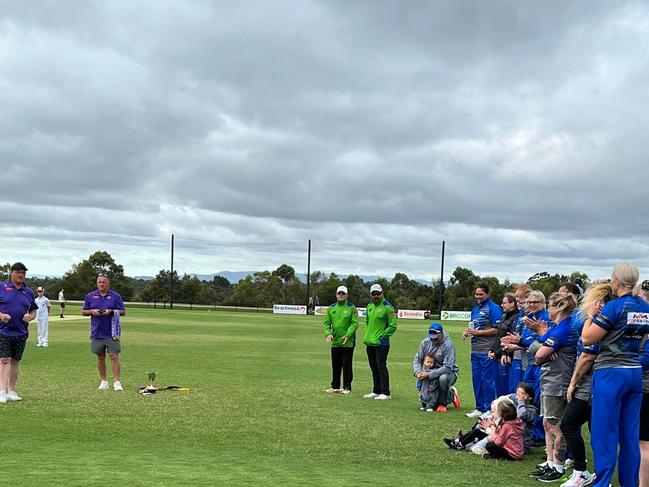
[539, 316, 579, 396]
[593, 293, 649, 370]
[0, 281, 38, 337]
[520, 309, 550, 367]
[469, 298, 503, 353]
[82, 289, 125, 339]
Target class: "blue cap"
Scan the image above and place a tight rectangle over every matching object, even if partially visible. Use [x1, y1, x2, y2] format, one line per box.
[428, 322, 443, 337]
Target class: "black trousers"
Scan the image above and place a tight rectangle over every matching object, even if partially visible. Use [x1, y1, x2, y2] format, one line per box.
[366, 345, 390, 395]
[459, 428, 487, 447]
[559, 397, 591, 472]
[331, 346, 354, 390]
[486, 441, 517, 460]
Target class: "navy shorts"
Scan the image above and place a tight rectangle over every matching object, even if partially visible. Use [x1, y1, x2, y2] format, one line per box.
[0, 334, 28, 360]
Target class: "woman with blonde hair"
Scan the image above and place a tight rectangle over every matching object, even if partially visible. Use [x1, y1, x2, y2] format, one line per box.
[560, 283, 613, 487]
[582, 262, 649, 487]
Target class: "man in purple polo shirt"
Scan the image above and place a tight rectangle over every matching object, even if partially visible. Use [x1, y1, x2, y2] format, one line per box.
[82, 274, 126, 391]
[0, 262, 38, 404]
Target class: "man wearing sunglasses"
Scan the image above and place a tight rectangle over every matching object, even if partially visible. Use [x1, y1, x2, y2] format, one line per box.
[363, 284, 398, 400]
[324, 285, 359, 394]
[0, 262, 38, 404]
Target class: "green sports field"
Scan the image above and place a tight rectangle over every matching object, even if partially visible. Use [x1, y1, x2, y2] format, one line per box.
[4, 306, 600, 486]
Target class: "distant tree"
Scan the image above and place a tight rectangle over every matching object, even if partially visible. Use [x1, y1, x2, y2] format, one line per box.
[342, 275, 368, 306]
[445, 267, 480, 310]
[61, 251, 134, 300]
[0, 263, 10, 282]
[273, 264, 296, 283]
[178, 274, 202, 308]
[527, 272, 568, 300]
[211, 275, 233, 305]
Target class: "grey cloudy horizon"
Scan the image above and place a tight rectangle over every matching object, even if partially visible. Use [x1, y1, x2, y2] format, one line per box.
[2, 0, 649, 284]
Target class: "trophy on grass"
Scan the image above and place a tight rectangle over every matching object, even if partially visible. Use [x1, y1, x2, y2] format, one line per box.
[145, 371, 157, 392]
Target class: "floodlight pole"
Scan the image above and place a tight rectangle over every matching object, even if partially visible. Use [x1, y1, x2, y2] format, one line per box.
[306, 239, 311, 311]
[170, 233, 175, 310]
[437, 240, 445, 318]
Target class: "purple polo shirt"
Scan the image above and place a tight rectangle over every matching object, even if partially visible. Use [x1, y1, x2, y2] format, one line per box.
[82, 289, 125, 339]
[0, 281, 38, 337]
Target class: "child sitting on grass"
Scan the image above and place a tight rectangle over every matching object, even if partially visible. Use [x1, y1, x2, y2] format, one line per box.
[483, 399, 524, 460]
[443, 383, 536, 454]
[417, 354, 439, 412]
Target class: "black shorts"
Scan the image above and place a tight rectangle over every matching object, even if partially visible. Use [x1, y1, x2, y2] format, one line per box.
[0, 334, 28, 360]
[641, 393, 649, 441]
[60, 302, 66, 308]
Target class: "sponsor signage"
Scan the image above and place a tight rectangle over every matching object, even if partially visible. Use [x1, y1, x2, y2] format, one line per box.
[315, 306, 365, 317]
[314, 306, 328, 316]
[397, 309, 432, 320]
[440, 310, 471, 321]
[273, 304, 307, 315]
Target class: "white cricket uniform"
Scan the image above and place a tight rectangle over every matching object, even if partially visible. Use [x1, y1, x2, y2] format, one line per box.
[35, 296, 51, 346]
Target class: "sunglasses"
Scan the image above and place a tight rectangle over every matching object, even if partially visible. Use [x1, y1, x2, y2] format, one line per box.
[370, 291, 382, 296]
[526, 300, 542, 305]
[642, 280, 649, 291]
[337, 291, 347, 296]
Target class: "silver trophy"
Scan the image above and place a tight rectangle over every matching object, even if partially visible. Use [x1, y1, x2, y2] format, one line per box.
[146, 371, 157, 389]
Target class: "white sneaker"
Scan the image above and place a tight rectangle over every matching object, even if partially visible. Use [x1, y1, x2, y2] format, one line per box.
[98, 380, 109, 390]
[363, 392, 379, 399]
[113, 381, 123, 392]
[564, 459, 575, 469]
[560, 470, 594, 487]
[325, 388, 341, 394]
[0, 392, 6, 404]
[425, 407, 434, 412]
[340, 389, 351, 395]
[465, 409, 482, 418]
[36, 343, 42, 347]
[374, 394, 391, 400]
[41, 344, 48, 348]
[7, 391, 21, 401]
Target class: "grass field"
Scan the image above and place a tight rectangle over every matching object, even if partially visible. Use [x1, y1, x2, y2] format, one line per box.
[3, 305, 603, 486]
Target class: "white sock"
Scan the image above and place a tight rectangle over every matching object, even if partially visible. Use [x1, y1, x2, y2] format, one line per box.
[555, 464, 564, 473]
[547, 461, 554, 469]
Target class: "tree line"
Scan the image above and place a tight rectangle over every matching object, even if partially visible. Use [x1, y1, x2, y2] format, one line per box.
[1, 251, 589, 311]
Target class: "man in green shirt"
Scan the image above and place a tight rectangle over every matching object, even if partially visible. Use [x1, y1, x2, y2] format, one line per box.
[363, 284, 398, 400]
[324, 285, 359, 394]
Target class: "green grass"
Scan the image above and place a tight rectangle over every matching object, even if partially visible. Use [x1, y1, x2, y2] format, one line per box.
[3, 306, 603, 486]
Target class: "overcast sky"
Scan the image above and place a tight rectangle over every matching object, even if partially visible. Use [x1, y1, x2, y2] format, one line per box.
[1, 0, 648, 284]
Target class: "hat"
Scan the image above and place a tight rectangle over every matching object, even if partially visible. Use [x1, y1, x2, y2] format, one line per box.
[370, 284, 383, 293]
[428, 322, 443, 337]
[37, 287, 44, 292]
[336, 285, 348, 294]
[10, 262, 28, 272]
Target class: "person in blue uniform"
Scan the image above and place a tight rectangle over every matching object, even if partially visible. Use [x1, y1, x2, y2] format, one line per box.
[582, 262, 649, 487]
[464, 284, 502, 417]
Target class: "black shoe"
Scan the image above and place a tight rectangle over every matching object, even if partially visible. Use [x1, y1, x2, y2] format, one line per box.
[443, 438, 463, 451]
[529, 465, 552, 478]
[537, 468, 566, 483]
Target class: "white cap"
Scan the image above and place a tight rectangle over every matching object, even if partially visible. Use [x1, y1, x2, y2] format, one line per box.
[336, 285, 348, 294]
[370, 283, 383, 293]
